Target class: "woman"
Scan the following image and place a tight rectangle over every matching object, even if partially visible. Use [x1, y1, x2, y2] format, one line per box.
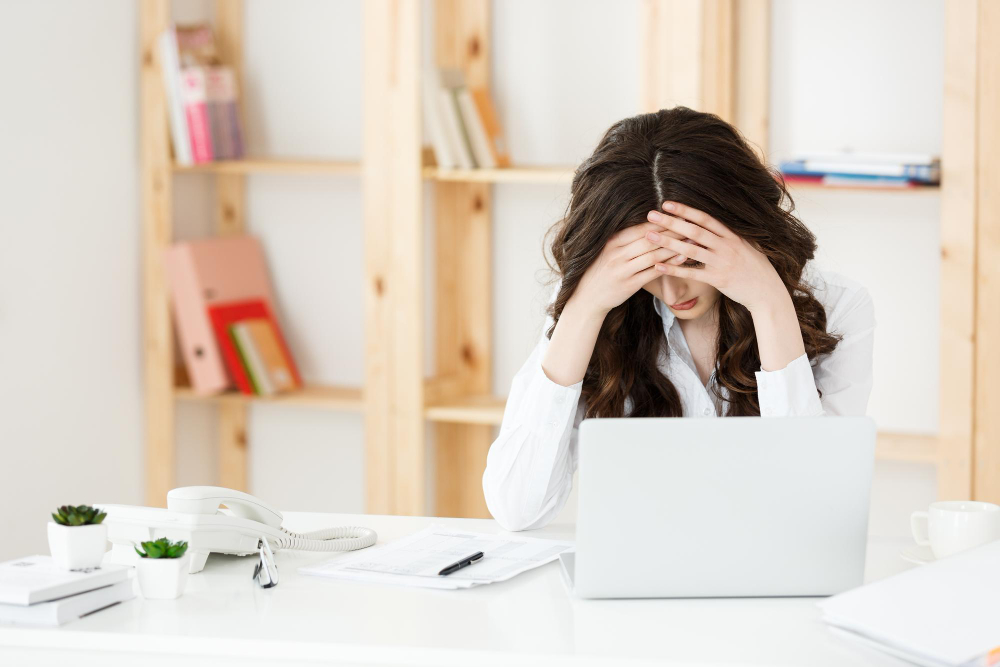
[483, 107, 875, 532]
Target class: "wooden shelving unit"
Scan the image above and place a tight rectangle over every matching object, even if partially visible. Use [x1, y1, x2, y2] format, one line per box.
[140, 0, 1000, 515]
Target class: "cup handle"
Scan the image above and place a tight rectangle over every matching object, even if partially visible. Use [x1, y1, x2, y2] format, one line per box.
[911, 511, 931, 546]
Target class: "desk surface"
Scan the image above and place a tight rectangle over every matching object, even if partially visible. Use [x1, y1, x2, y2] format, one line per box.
[0, 513, 915, 667]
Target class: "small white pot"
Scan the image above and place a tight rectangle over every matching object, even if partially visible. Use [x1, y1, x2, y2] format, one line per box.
[47, 522, 108, 571]
[136, 553, 190, 600]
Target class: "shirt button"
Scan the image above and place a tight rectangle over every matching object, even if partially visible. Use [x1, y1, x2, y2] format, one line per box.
[702, 407, 712, 416]
[554, 393, 564, 403]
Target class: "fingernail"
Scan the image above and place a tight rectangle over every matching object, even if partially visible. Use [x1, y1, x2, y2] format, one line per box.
[647, 211, 662, 222]
[672, 255, 686, 264]
[663, 202, 675, 211]
[656, 263, 669, 272]
[647, 231, 660, 242]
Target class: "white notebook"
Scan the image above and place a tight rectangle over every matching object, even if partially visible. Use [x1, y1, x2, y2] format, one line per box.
[0, 555, 129, 605]
[818, 539, 1000, 667]
[0, 580, 134, 627]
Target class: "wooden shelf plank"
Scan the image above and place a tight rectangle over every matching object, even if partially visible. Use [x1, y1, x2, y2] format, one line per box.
[425, 395, 507, 425]
[422, 165, 574, 184]
[425, 394, 940, 464]
[875, 432, 938, 464]
[173, 158, 361, 175]
[175, 384, 364, 411]
[785, 180, 941, 193]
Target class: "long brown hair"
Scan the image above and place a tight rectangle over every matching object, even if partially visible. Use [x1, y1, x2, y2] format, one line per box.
[546, 106, 839, 418]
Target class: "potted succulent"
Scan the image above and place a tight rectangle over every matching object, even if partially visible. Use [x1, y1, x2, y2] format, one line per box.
[48, 505, 108, 570]
[134, 538, 190, 600]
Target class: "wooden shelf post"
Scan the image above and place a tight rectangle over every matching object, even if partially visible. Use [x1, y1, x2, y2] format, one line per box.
[363, 0, 425, 514]
[639, 0, 770, 153]
[214, 0, 249, 491]
[938, 0, 978, 500]
[140, 0, 175, 506]
[432, 0, 493, 518]
[974, 0, 1000, 502]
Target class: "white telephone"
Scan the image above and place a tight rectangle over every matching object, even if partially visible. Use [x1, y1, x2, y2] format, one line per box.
[98, 486, 377, 573]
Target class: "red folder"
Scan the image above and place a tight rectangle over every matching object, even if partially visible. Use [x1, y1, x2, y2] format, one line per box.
[207, 299, 302, 395]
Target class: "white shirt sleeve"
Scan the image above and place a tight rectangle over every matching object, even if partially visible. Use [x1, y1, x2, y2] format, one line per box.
[755, 286, 875, 417]
[482, 328, 585, 532]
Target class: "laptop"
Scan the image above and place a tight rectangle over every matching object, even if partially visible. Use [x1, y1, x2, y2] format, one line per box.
[560, 416, 876, 599]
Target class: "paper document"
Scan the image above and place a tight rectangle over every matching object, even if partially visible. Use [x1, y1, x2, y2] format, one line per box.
[299, 525, 573, 590]
[818, 539, 1000, 667]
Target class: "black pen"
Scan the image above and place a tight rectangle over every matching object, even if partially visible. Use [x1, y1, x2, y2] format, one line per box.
[438, 551, 484, 576]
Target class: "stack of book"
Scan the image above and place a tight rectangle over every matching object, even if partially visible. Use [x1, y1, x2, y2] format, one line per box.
[779, 152, 940, 188]
[0, 556, 132, 627]
[165, 236, 303, 397]
[160, 23, 245, 166]
[423, 67, 510, 170]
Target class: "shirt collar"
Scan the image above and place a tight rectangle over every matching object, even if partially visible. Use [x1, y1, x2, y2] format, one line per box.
[652, 293, 677, 333]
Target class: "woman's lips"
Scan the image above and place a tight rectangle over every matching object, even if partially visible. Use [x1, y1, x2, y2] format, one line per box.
[671, 297, 699, 311]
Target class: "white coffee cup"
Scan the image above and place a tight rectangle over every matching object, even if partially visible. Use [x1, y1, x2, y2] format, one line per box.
[911, 500, 1000, 559]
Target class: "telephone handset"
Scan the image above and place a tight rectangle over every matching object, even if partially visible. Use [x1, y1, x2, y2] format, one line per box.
[167, 486, 284, 527]
[99, 486, 377, 573]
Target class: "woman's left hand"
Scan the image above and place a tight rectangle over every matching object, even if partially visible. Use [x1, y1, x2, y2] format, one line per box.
[644, 201, 789, 315]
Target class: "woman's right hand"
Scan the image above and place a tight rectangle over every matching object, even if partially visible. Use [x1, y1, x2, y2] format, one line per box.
[541, 222, 686, 387]
[568, 221, 687, 317]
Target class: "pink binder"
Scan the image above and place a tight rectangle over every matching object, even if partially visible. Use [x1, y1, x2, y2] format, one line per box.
[164, 236, 278, 395]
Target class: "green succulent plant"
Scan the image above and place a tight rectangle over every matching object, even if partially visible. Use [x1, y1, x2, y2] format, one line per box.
[134, 538, 188, 559]
[51, 505, 106, 527]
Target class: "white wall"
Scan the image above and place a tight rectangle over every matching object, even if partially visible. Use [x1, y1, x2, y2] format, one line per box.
[0, 0, 941, 560]
[0, 1, 142, 560]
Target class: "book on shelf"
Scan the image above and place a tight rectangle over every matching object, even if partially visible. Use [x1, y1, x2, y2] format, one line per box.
[208, 299, 302, 397]
[424, 67, 509, 170]
[164, 236, 300, 397]
[0, 555, 133, 627]
[779, 151, 940, 186]
[231, 318, 299, 396]
[782, 173, 921, 188]
[160, 23, 245, 165]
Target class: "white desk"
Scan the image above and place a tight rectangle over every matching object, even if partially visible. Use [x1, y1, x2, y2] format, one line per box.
[0, 513, 915, 666]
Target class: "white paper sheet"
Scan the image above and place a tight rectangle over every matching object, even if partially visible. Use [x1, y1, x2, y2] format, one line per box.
[298, 525, 573, 590]
[818, 539, 1000, 667]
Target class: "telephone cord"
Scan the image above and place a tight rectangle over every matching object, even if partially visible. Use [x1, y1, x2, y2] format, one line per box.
[273, 526, 377, 552]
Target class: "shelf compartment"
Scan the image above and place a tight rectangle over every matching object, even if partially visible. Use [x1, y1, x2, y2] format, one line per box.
[425, 394, 506, 425]
[173, 158, 361, 175]
[175, 384, 364, 411]
[422, 166, 574, 184]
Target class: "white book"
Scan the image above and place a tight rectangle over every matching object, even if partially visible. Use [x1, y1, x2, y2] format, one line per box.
[0, 555, 129, 606]
[797, 151, 939, 166]
[422, 70, 456, 169]
[0, 580, 134, 627]
[437, 69, 475, 169]
[818, 539, 1000, 667]
[456, 87, 496, 169]
[159, 27, 193, 166]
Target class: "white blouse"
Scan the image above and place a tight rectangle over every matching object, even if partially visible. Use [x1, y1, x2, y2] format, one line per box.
[482, 264, 876, 532]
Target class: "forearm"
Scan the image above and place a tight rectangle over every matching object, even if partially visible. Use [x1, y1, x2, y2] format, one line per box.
[751, 289, 806, 372]
[541, 298, 605, 386]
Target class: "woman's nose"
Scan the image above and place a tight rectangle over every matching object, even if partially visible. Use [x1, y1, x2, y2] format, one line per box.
[661, 277, 687, 304]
